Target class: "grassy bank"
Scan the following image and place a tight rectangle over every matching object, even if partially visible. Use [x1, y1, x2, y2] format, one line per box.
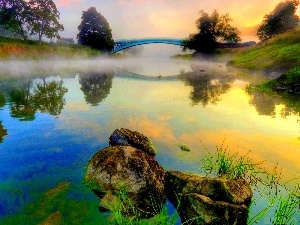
[249, 67, 300, 94]
[228, 28, 300, 70]
[0, 37, 101, 60]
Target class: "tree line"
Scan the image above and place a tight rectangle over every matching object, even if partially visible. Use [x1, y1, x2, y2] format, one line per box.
[0, 0, 63, 44]
[184, 0, 299, 53]
[0, 1, 114, 51]
[0, 0, 299, 53]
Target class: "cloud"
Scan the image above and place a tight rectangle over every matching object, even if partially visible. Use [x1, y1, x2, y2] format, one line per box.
[55, 0, 83, 7]
[117, 0, 164, 6]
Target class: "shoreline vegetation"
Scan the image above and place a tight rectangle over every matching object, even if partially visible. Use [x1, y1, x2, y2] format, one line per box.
[0, 37, 101, 60]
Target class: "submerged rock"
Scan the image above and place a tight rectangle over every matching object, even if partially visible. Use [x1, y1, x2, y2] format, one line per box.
[109, 128, 156, 156]
[84, 145, 165, 219]
[165, 170, 252, 225]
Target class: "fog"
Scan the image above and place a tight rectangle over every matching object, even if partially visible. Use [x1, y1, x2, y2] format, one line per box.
[0, 44, 231, 77]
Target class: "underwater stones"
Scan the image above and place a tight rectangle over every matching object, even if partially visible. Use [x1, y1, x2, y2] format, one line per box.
[165, 170, 252, 225]
[84, 145, 165, 218]
[109, 128, 156, 156]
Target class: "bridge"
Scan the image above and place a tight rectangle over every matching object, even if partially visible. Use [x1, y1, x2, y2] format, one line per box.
[112, 38, 184, 53]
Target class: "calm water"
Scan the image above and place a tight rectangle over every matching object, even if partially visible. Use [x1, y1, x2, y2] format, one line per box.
[0, 55, 299, 224]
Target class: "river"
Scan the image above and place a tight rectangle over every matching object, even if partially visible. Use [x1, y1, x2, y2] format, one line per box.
[0, 47, 299, 224]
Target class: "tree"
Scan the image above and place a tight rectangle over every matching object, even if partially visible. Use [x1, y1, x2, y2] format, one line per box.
[183, 10, 241, 53]
[257, 0, 299, 41]
[77, 7, 114, 51]
[26, 0, 64, 45]
[0, 0, 29, 39]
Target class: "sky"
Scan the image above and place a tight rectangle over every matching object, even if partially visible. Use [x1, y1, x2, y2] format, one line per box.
[54, 0, 300, 42]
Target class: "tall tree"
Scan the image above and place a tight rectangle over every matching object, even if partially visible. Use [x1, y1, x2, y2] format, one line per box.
[27, 0, 64, 45]
[0, 0, 29, 39]
[183, 10, 241, 54]
[257, 0, 299, 41]
[77, 7, 114, 51]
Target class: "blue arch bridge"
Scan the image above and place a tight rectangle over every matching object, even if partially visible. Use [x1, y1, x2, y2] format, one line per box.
[112, 38, 184, 53]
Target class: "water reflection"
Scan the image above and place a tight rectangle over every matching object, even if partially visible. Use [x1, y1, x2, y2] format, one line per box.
[0, 93, 5, 107]
[180, 67, 233, 106]
[248, 92, 277, 117]
[0, 58, 299, 224]
[8, 79, 68, 121]
[248, 89, 300, 118]
[33, 79, 68, 116]
[0, 121, 7, 143]
[79, 71, 114, 106]
[9, 86, 36, 121]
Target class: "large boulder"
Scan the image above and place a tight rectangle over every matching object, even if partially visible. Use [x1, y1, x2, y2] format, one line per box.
[165, 171, 252, 225]
[84, 145, 165, 218]
[109, 128, 156, 156]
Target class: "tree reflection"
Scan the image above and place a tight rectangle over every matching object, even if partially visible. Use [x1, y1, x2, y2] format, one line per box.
[0, 121, 7, 143]
[8, 79, 68, 121]
[79, 71, 114, 106]
[9, 89, 36, 121]
[0, 93, 5, 108]
[248, 92, 277, 117]
[33, 79, 68, 116]
[180, 69, 232, 106]
[248, 90, 300, 118]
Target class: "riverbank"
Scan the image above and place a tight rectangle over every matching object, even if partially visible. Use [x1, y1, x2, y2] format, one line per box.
[0, 37, 101, 60]
[228, 28, 300, 71]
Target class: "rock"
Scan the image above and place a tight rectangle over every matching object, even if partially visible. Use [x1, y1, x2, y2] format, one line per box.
[84, 145, 165, 219]
[165, 171, 252, 225]
[180, 193, 249, 225]
[109, 128, 156, 156]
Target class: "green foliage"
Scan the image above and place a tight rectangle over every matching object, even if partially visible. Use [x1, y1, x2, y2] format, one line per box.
[26, 0, 64, 45]
[77, 7, 114, 51]
[183, 10, 241, 53]
[0, 0, 63, 44]
[251, 67, 300, 94]
[0, 0, 29, 40]
[257, 0, 299, 41]
[229, 28, 300, 70]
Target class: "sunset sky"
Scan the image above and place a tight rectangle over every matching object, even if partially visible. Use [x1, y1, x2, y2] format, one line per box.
[53, 0, 300, 42]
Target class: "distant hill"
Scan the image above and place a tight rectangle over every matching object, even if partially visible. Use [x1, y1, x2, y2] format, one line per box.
[228, 27, 300, 71]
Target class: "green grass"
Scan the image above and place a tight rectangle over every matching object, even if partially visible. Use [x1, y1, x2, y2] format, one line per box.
[104, 183, 181, 225]
[272, 185, 300, 225]
[253, 67, 300, 93]
[228, 27, 300, 70]
[0, 36, 101, 60]
[199, 139, 264, 182]
[198, 139, 300, 224]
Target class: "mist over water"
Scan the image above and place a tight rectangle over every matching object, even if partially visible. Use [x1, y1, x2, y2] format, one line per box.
[0, 44, 228, 77]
